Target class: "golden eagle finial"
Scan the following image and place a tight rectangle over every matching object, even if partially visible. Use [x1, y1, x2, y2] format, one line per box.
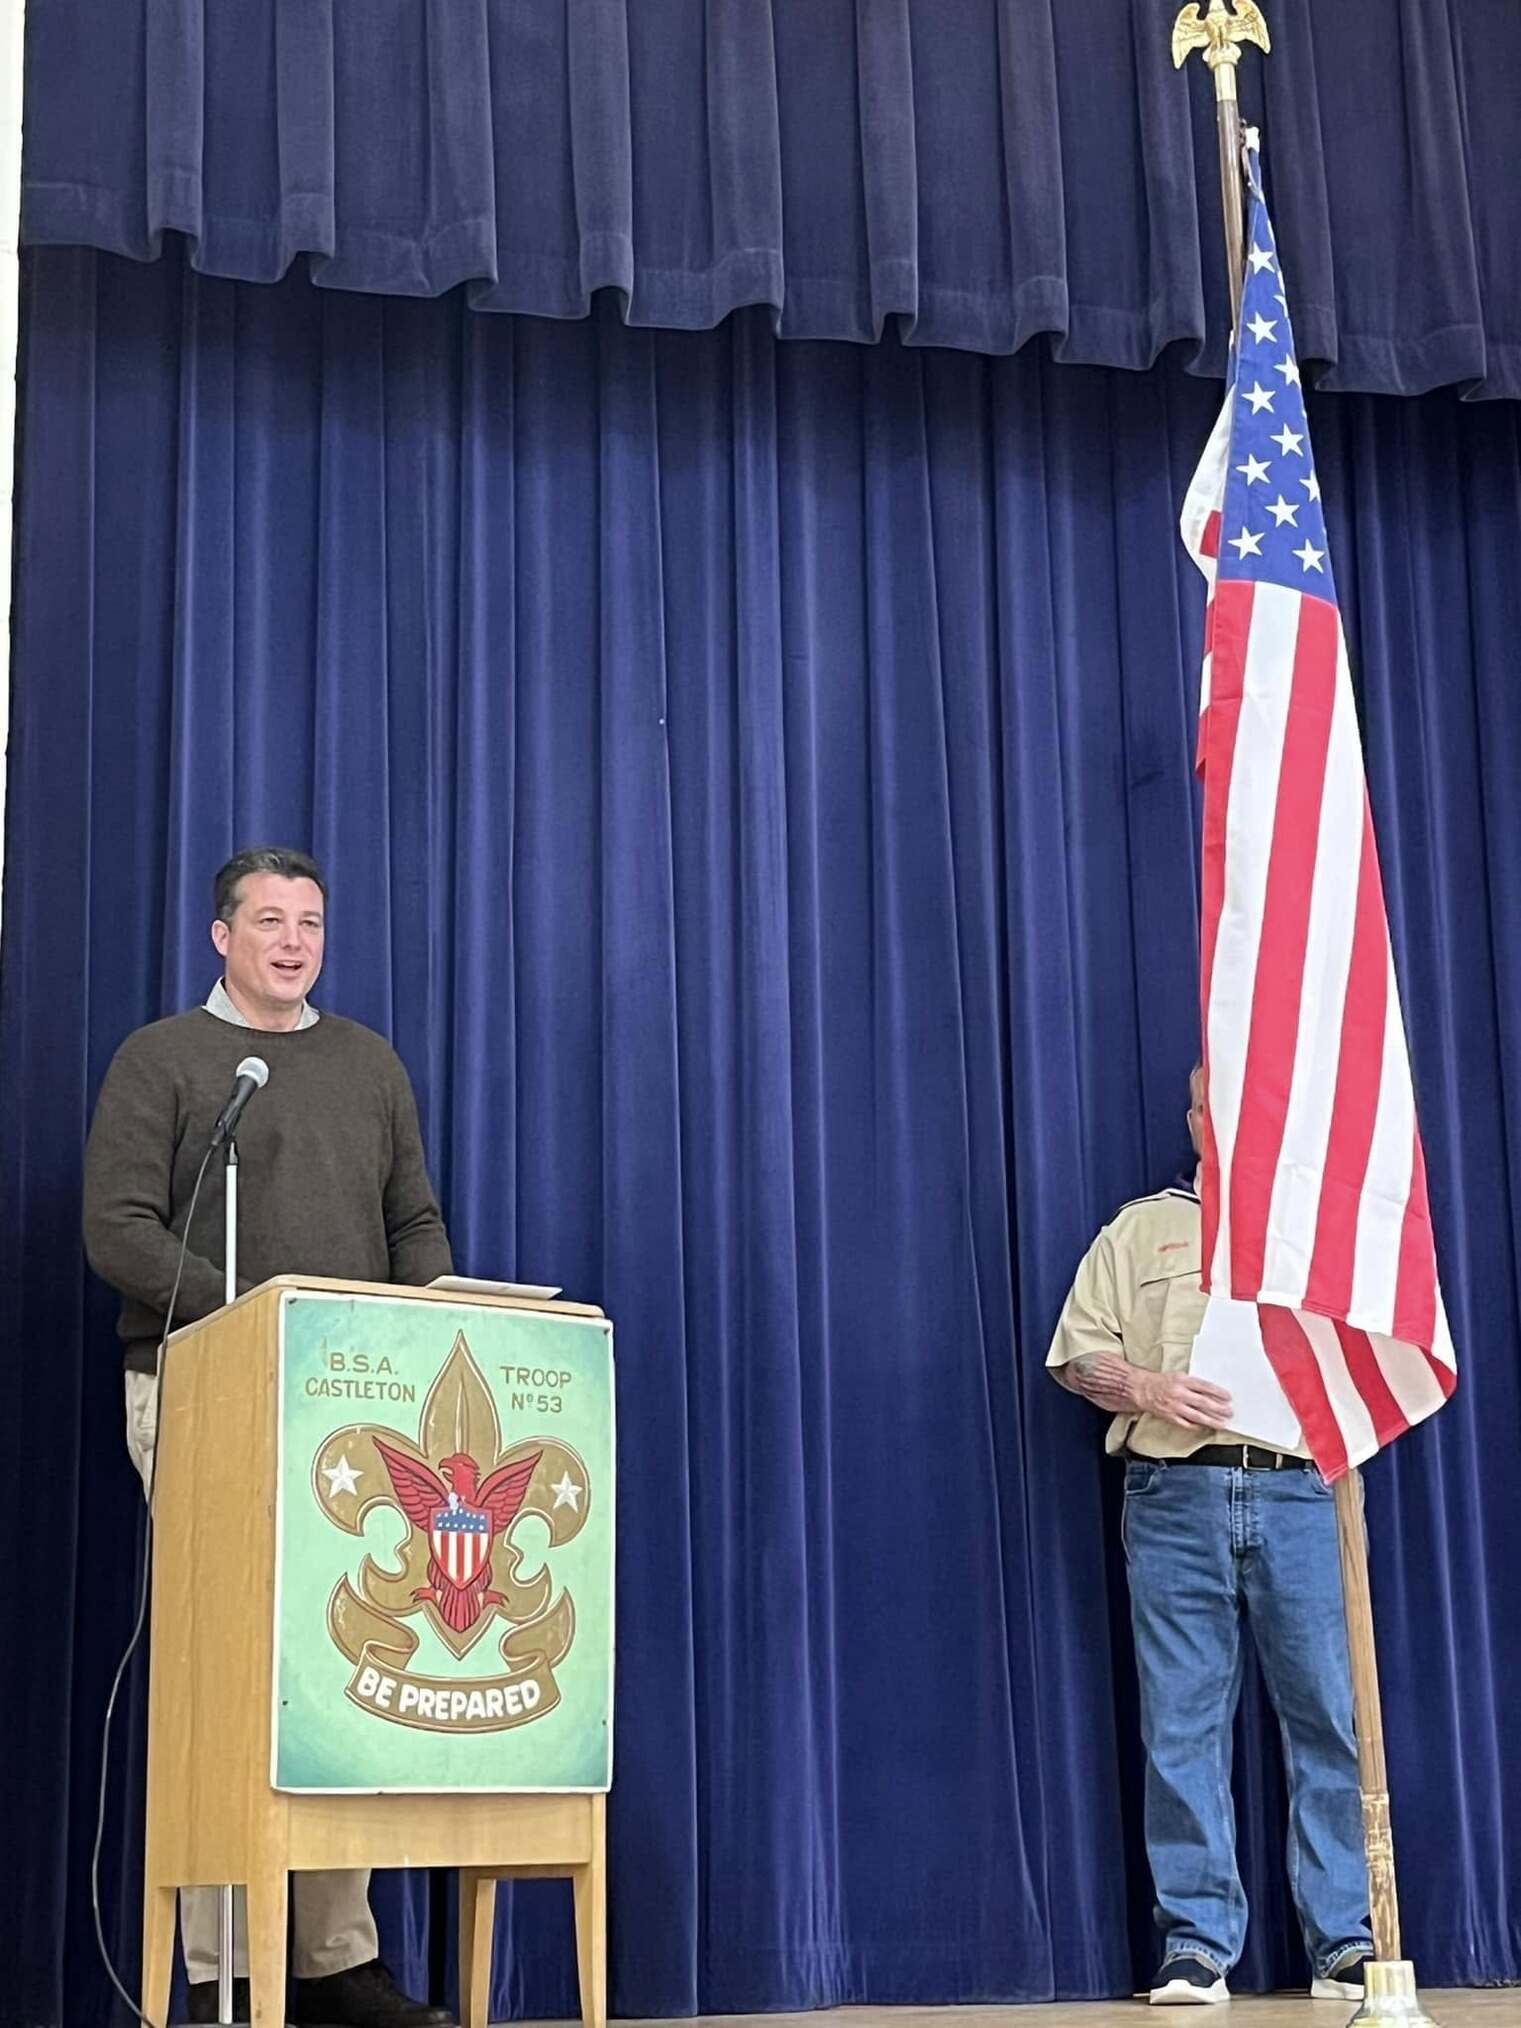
[1172, 0, 1271, 73]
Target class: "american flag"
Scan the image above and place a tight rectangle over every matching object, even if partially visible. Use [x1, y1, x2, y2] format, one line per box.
[1180, 135, 1457, 1480]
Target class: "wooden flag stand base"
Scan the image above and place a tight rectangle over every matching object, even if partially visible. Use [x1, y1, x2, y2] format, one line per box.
[1171, 6, 1441, 2022]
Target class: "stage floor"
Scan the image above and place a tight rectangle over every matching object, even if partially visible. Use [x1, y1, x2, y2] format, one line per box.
[608, 1999, 1511, 2028]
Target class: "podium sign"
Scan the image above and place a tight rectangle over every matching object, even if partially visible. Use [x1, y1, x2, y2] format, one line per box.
[273, 1291, 614, 1793]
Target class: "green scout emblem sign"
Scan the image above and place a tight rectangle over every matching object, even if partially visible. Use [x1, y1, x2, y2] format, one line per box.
[273, 1292, 614, 1792]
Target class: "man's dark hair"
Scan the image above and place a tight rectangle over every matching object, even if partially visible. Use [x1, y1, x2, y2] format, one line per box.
[214, 847, 328, 923]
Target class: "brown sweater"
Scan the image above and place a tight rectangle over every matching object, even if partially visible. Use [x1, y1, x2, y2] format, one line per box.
[83, 1008, 453, 1371]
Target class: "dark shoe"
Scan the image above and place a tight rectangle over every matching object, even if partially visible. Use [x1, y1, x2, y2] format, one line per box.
[291, 1960, 452, 2028]
[1311, 1953, 1369, 2000]
[187, 1979, 251, 2024]
[1150, 1955, 1230, 2006]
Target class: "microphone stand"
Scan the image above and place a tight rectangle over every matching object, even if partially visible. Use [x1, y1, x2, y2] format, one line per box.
[217, 1135, 239, 2027]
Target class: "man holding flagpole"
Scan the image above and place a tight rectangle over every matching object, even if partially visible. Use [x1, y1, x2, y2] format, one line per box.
[1049, 130, 1456, 2009]
[1048, 1067, 1372, 2007]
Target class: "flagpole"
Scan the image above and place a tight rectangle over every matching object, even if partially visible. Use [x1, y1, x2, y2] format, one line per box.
[1332, 1477, 1409, 1971]
[1172, 8, 1437, 2024]
[1333, 1467, 1437, 2021]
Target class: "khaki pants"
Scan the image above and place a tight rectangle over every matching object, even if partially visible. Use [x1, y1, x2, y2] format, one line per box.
[125, 1371, 379, 1984]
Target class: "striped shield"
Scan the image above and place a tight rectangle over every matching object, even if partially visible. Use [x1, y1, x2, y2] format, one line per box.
[431, 1501, 490, 1586]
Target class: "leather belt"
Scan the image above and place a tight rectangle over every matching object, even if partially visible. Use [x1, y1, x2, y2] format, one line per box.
[1127, 1443, 1312, 1472]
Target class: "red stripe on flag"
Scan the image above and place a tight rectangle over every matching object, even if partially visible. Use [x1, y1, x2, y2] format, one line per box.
[1393, 1124, 1438, 1347]
[1258, 1304, 1349, 1480]
[1228, 595, 1341, 1296]
[1302, 805, 1388, 1318]
[1332, 1320, 1408, 1450]
[1423, 1348, 1459, 1401]
[1198, 580, 1256, 1284]
[1201, 510, 1221, 559]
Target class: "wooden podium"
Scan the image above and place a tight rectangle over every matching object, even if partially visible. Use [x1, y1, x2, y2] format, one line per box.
[141, 1276, 611, 2028]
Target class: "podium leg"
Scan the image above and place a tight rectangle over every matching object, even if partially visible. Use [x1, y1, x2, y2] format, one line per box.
[246, 1869, 289, 2028]
[457, 1872, 497, 2028]
[141, 1880, 176, 2028]
[572, 1797, 607, 2028]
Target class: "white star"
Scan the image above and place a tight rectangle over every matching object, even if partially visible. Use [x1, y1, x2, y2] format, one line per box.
[1247, 245, 1275, 275]
[1275, 356, 1302, 386]
[1271, 425, 1304, 458]
[1229, 528, 1264, 559]
[1266, 495, 1300, 527]
[1302, 470, 1322, 502]
[1235, 454, 1271, 486]
[1243, 382, 1276, 414]
[1246, 312, 1278, 345]
[322, 1453, 363, 1498]
[1293, 540, 1326, 574]
[551, 1471, 583, 1512]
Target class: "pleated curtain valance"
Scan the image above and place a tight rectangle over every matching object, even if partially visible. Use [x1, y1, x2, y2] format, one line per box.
[19, 0, 1521, 397]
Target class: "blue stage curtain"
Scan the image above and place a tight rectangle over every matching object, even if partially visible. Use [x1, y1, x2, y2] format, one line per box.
[17, 0, 1521, 396]
[2, 246, 1519, 2028]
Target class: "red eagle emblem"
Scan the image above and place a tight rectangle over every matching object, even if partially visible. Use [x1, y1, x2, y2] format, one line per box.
[373, 1441, 542, 1635]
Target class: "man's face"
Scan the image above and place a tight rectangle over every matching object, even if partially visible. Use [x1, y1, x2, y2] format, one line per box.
[1187, 1064, 1205, 1159]
[211, 873, 326, 1022]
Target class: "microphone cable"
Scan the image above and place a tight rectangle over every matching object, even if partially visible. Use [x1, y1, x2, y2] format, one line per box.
[90, 1141, 218, 2028]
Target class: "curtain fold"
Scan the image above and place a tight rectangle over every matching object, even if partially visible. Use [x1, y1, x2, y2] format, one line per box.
[17, 0, 1521, 394]
[2, 247, 1519, 2028]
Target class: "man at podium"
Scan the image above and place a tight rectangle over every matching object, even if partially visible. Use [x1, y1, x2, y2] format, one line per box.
[83, 847, 455, 2028]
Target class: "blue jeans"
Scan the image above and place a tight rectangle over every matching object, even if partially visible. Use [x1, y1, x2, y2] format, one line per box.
[1122, 1457, 1372, 1981]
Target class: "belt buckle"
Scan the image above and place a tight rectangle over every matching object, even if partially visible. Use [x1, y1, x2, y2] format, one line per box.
[1240, 1442, 1276, 1471]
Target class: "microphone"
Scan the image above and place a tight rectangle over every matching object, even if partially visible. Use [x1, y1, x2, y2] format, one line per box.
[210, 1056, 270, 1147]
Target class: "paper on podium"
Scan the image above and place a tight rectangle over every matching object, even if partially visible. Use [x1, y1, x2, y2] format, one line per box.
[1188, 1294, 1303, 1451]
[429, 1274, 562, 1300]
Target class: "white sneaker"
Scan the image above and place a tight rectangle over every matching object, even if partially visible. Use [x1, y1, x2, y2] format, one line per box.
[1311, 1956, 1368, 2001]
[1150, 1956, 1230, 2005]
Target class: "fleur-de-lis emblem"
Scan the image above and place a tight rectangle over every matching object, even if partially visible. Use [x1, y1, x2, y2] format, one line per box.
[313, 1331, 589, 1666]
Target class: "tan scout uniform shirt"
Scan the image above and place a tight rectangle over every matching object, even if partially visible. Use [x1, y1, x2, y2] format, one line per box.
[1046, 1185, 1306, 1461]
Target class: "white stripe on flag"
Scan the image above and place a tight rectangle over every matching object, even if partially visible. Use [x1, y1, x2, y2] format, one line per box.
[1299, 1311, 1380, 1464]
[1260, 628, 1364, 1302]
[1205, 583, 1303, 1290]
[1348, 954, 1416, 1333]
[1430, 1294, 1458, 1377]
[1368, 1327, 1451, 1429]
[1182, 393, 1232, 578]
